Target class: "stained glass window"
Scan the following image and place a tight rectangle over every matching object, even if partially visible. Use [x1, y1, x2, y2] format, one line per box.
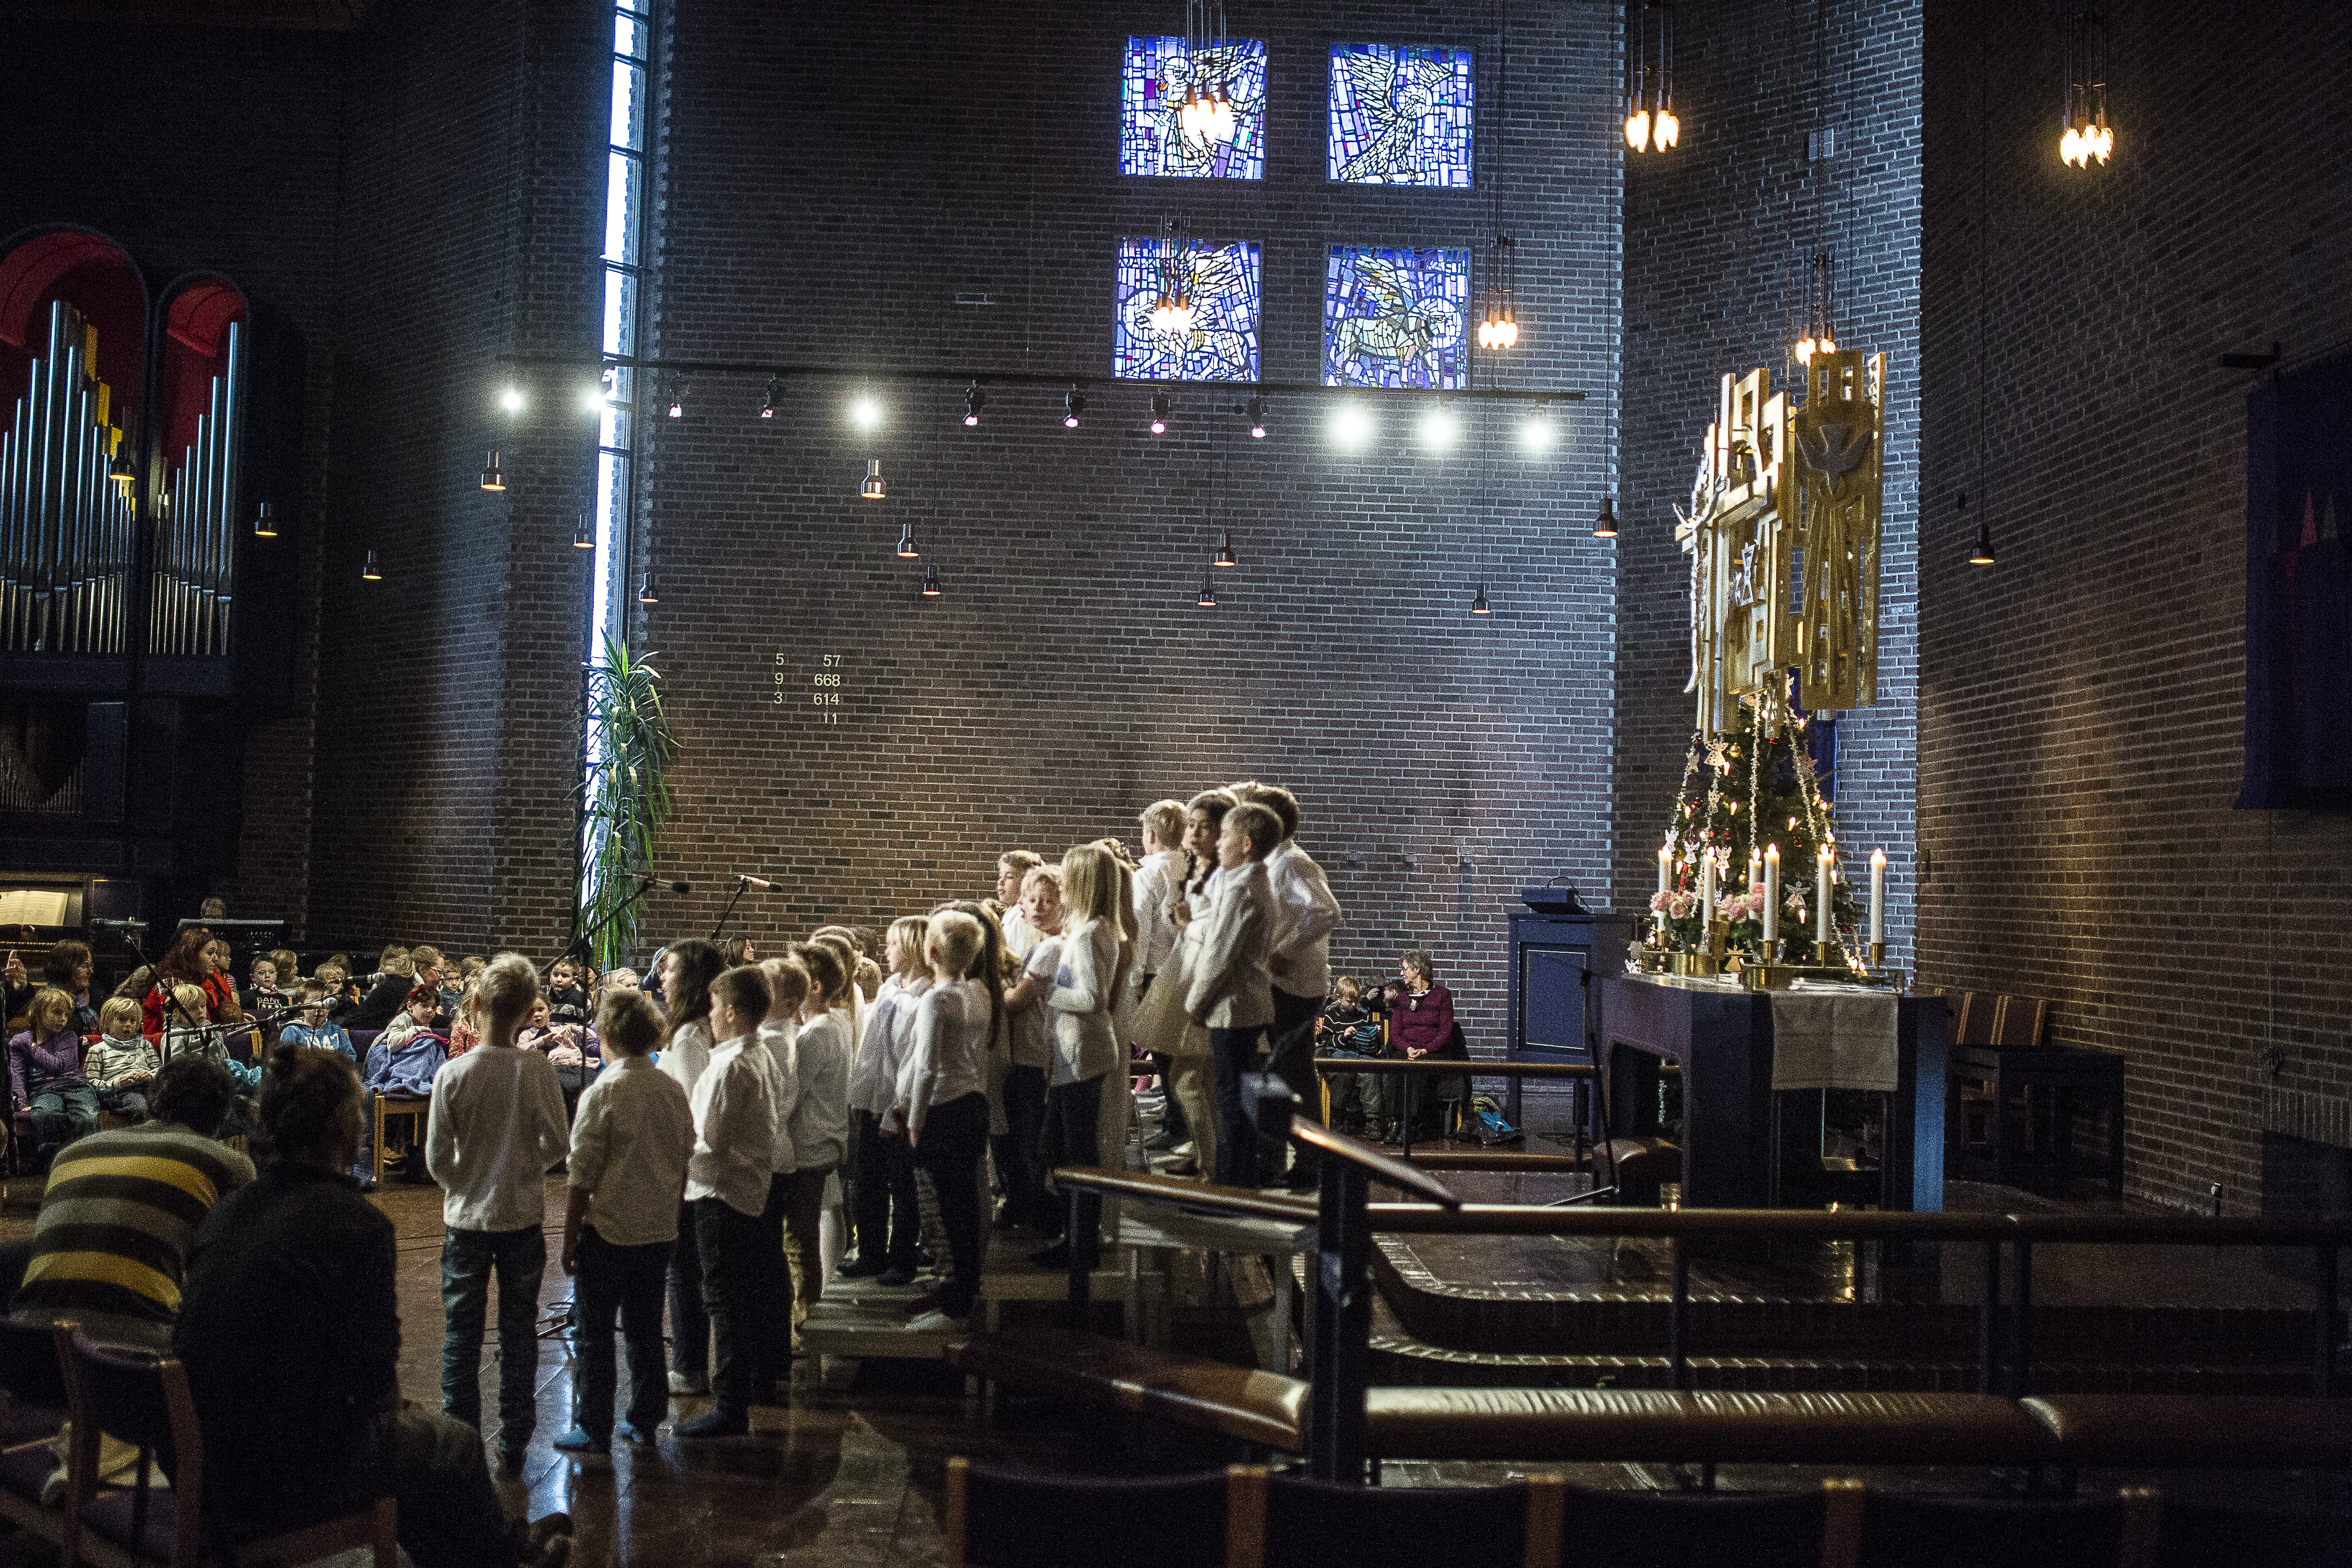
[1323, 246, 1469, 389]
[1327, 43, 1473, 186]
[1116, 238, 1261, 382]
[1122, 36, 1267, 179]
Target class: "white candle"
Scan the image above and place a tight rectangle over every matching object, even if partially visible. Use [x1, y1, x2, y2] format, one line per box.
[1763, 844, 1780, 944]
[1869, 847, 1887, 946]
[1748, 846, 1761, 895]
[1816, 845, 1834, 947]
[1658, 842, 1671, 897]
[1701, 853, 1716, 931]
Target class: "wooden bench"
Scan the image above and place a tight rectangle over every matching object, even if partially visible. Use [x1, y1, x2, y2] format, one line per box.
[1947, 991, 2125, 1197]
[2022, 1395, 2352, 1468]
[946, 1330, 1309, 1452]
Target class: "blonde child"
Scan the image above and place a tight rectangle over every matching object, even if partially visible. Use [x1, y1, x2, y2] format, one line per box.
[783, 944, 852, 1344]
[425, 953, 568, 1466]
[887, 910, 992, 1331]
[653, 937, 725, 1397]
[843, 917, 929, 1286]
[1185, 801, 1282, 1187]
[678, 964, 780, 1437]
[753, 955, 809, 1394]
[993, 852, 1044, 957]
[12, 986, 96, 1158]
[995, 866, 1062, 1232]
[86, 996, 160, 1121]
[1034, 844, 1134, 1269]
[555, 989, 693, 1453]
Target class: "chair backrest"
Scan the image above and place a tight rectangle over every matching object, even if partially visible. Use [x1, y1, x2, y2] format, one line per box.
[1954, 991, 1998, 1045]
[945, 1457, 1230, 1568]
[1265, 1473, 1526, 1568]
[63, 1328, 208, 1568]
[1556, 1481, 1825, 1568]
[0, 1316, 71, 1414]
[1991, 996, 2047, 1049]
[348, 1029, 380, 1057]
[1854, 1491, 2121, 1568]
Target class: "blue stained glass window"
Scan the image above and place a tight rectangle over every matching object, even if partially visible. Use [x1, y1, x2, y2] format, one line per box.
[1116, 238, 1261, 381]
[1327, 43, 1473, 187]
[1121, 36, 1267, 179]
[1323, 246, 1469, 389]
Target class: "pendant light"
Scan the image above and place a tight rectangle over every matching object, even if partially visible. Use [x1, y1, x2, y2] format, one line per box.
[963, 382, 985, 427]
[1470, 584, 1492, 615]
[920, 564, 942, 597]
[1592, 497, 1619, 539]
[1963, 492, 1995, 566]
[1063, 386, 1086, 429]
[860, 459, 888, 500]
[361, 548, 382, 581]
[1149, 393, 1171, 436]
[896, 522, 919, 559]
[573, 514, 595, 550]
[759, 376, 782, 420]
[109, 449, 135, 489]
[1793, 252, 1838, 365]
[1196, 572, 1217, 608]
[252, 501, 277, 539]
[1214, 532, 1237, 568]
[2060, 10, 2113, 167]
[480, 448, 505, 492]
[668, 381, 685, 419]
[1624, 4, 1678, 152]
[638, 570, 660, 605]
[1244, 396, 1266, 439]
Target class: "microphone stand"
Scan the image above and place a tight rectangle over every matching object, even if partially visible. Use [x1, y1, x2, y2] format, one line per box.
[708, 877, 759, 945]
[105, 923, 214, 1070]
[566, 879, 659, 967]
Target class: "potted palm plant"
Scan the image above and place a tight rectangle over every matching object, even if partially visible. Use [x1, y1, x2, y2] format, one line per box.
[575, 636, 677, 972]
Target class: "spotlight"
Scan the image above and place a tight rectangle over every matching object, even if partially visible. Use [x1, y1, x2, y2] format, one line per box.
[1963, 492, 1995, 566]
[861, 459, 888, 500]
[1519, 404, 1556, 453]
[1063, 386, 1087, 429]
[920, 564, 942, 597]
[253, 501, 277, 539]
[964, 382, 985, 427]
[1196, 573, 1217, 608]
[668, 383, 684, 419]
[638, 571, 660, 605]
[109, 450, 135, 489]
[480, 448, 505, 492]
[581, 370, 616, 413]
[1592, 497, 1618, 539]
[499, 386, 526, 413]
[1149, 392, 1170, 436]
[1328, 401, 1374, 450]
[850, 394, 882, 431]
[573, 514, 594, 550]
[1471, 584, 1492, 616]
[361, 548, 382, 581]
[1214, 532, 1237, 568]
[759, 376, 782, 419]
[1245, 396, 1266, 439]
[896, 523, 919, 559]
[1417, 401, 1462, 452]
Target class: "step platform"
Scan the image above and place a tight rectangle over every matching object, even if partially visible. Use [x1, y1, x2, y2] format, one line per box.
[799, 1232, 1132, 1361]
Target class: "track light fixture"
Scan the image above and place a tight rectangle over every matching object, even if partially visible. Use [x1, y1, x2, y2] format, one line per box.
[361, 548, 382, 581]
[1149, 393, 1171, 436]
[1471, 584, 1492, 615]
[499, 385, 526, 413]
[920, 564, 942, 597]
[1196, 573, 1217, 608]
[480, 449, 505, 492]
[1245, 397, 1266, 439]
[668, 382, 685, 419]
[573, 514, 595, 550]
[109, 450, 135, 489]
[1592, 497, 1618, 539]
[1964, 492, 1995, 565]
[1329, 401, 1373, 450]
[638, 570, 660, 605]
[1214, 532, 1237, 568]
[1063, 386, 1087, 429]
[582, 368, 617, 414]
[1519, 403, 1556, 452]
[1418, 400, 1462, 453]
[896, 522, 919, 559]
[253, 502, 277, 539]
[850, 394, 883, 431]
[964, 382, 985, 427]
[861, 459, 888, 500]
[760, 376, 782, 420]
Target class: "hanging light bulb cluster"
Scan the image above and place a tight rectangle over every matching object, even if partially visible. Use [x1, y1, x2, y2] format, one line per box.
[1792, 251, 1839, 365]
[2059, 9, 2113, 167]
[1477, 234, 1520, 350]
[1623, 3, 1680, 153]
[1176, 0, 1236, 147]
[1149, 216, 1197, 337]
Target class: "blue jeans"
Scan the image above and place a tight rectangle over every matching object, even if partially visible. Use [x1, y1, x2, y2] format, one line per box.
[439, 1224, 546, 1448]
[27, 1085, 99, 1155]
[571, 1226, 669, 1439]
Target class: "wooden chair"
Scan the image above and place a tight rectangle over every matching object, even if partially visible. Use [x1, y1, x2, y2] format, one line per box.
[60, 1327, 396, 1568]
[1826, 1481, 2161, 1568]
[941, 1456, 1231, 1568]
[0, 1320, 77, 1558]
[372, 1093, 429, 1185]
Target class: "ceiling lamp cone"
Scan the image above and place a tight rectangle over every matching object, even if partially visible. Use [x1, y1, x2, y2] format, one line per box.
[109, 450, 135, 488]
[1063, 386, 1086, 429]
[760, 376, 782, 419]
[1592, 497, 1619, 539]
[361, 548, 381, 581]
[1969, 519, 1996, 566]
[1245, 396, 1266, 439]
[1149, 393, 1170, 435]
[1470, 584, 1491, 615]
[480, 448, 504, 491]
[638, 572, 659, 604]
[919, 564, 941, 597]
[1196, 574, 1217, 607]
[1214, 532, 1237, 567]
[253, 501, 276, 539]
[860, 459, 887, 500]
[572, 514, 594, 549]
[896, 522, 919, 559]
[1624, 104, 1650, 151]
[963, 383, 985, 427]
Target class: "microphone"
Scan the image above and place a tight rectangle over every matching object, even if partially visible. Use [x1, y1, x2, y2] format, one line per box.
[641, 879, 691, 894]
[735, 874, 775, 889]
[91, 917, 148, 930]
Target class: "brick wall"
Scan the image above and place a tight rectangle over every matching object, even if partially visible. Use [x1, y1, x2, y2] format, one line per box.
[1615, 0, 1923, 970]
[592, 0, 1624, 1049]
[1916, 0, 2352, 1212]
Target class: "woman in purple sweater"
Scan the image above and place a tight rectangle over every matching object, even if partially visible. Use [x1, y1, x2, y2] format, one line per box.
[1387, 951, 1466, 1137]
[11, 986, 98, 1161]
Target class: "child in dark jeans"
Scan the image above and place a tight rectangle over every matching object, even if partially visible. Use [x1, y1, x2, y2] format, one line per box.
[1316, 976, 1389, 1140]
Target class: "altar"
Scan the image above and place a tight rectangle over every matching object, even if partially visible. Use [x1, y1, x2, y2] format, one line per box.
[1597, 973, 1947, 1212]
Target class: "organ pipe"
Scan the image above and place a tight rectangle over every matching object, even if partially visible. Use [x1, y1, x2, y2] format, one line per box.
[0, 301, 134, 654]
[148, 317, 241, 658]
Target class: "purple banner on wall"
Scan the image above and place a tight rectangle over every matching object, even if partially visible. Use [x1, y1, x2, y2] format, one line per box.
[2239, 352, 2352, 809]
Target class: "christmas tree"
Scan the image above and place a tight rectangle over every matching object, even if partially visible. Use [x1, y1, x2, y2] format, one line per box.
[1649, 682, 1862, 966]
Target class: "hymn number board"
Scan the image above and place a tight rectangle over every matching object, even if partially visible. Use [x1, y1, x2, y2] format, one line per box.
[778, 652, 848, 724]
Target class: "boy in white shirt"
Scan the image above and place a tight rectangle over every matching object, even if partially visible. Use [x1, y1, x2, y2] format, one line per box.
[753, 955, 809, 1393]
[887, 910, 992, 1331]
[1244, 784, 1343, 1188]
[993, 851, 1044, 958]
[1131, 800, 1189, 1151]
[995, 866, 1062, 1232]
[425, 953, 570, 1468]
[1184, 802, 1282, 1188]
[782, 946, 853, 1348]
[554, 990, 693, 1453]
[676, 965, 780, 1438]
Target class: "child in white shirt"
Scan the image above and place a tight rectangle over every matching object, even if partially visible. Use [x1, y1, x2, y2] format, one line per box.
[842, 917, 930, 1286]
[995, 867, 1062, 1233]
[676, 965, 779, 1437]
[783, 944, 853, 1346]
[887, 910, 993, 1330]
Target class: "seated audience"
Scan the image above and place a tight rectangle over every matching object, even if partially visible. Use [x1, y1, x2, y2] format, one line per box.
[44, 940, 97, 1038]
[244, 952, 289, 1022]
[86, 995, 162, 1120]
[279, 983, 357, 1061]
[351, 944, 443, 1031]
[1317, 975, 1391, 1141]
[143, 924, 242, 1039]
[545, 956, 590, 1024]
[12, 1054, 248, 1348]
[11, 985, 97, 1162]
[362, 984, 448, 1097]
[174, 1046, 573, 1568]
[519, 994, 601, 1116]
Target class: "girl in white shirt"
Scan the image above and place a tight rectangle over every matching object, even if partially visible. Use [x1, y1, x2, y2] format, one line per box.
[887, 909, 993, 1330]
[843, 917, 930, 1285]
[781, 943, 855, 1341]
[653, 937, 725, 1396]
[1033, 844, 1135, 1270]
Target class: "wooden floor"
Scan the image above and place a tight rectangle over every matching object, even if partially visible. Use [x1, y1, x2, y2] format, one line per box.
[0, 1129, 2343, 1566]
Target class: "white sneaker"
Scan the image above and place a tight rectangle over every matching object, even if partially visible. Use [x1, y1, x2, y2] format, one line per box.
[667, 1369, 708, 1395]
[904, 1310, 967, 1334]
